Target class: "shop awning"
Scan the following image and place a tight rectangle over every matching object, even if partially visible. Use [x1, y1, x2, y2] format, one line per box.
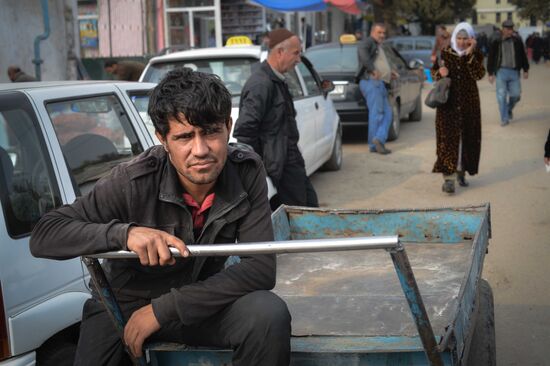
[252, 0, 362, 15]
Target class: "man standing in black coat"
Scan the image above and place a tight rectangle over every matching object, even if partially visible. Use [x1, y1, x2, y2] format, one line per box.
[234, 28, 319, 209]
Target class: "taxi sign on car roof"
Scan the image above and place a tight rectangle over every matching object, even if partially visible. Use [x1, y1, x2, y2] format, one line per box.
[339, 34, 357, 44]
[226, 36, 253, 46]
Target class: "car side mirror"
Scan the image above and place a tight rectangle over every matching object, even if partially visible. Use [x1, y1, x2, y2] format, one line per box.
[409, 59, 424, 69]
[321, 80, 335, 94]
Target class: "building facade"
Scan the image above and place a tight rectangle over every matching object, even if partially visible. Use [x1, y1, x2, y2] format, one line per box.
[471, 0, 543, 29]
[0, 0, 80, 82]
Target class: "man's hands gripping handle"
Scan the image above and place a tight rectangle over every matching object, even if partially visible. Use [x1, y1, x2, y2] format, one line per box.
[126, 226, 189, 266]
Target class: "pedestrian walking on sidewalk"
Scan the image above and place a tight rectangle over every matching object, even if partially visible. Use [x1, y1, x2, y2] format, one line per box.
[356, 23, 399, 155]
[487, 20, 529, 126]
[431, 22, 486, 194]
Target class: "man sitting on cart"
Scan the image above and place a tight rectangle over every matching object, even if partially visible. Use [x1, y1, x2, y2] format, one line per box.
[30, 68, 291, 366]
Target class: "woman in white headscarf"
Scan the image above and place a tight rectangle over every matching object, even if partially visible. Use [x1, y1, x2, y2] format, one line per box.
[431, 22, 486, 194]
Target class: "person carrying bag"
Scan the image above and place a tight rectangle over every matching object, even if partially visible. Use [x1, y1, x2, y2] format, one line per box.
[424, 64, 451, 109]
[430, 22, 486, 194]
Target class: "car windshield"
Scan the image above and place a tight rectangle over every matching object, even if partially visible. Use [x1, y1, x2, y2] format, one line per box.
[143, 57, 259, 97]
[305, 45, 358, 73]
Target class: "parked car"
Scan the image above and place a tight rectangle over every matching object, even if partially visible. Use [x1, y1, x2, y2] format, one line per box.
[385, 35, 435, 68]
[304, 38, 424, 140]
[0, 81, 156, 366]
[140, 44, 343, 186]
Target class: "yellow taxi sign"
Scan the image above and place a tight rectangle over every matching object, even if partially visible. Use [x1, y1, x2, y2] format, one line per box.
[225, 36, 253, 46]
[339, 34, 357, 44]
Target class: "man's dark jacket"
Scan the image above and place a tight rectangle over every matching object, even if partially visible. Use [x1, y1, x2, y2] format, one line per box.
[356, 36, 379, 81]
[233, 61, 299, 186]
[30, 145, 275, 327]
[487, 35, 529, 76]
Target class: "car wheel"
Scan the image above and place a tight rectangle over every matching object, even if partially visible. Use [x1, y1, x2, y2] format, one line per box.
[465, 279, 496, 366]
[37, 339, 77, 366]
[408, 95, 422, 122]
[387, 102, 400, 141]
[321, 123, 343, 171]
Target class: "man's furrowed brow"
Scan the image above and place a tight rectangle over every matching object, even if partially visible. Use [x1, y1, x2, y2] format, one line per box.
[171, 130, 194, 139]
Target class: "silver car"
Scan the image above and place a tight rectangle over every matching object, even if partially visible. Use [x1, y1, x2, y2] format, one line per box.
[0, 81, 155, 365]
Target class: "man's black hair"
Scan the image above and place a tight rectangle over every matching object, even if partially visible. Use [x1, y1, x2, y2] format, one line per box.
[148, 68, 232, 137]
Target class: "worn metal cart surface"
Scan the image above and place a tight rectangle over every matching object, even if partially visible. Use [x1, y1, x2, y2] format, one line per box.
[84, 204, 495, 366]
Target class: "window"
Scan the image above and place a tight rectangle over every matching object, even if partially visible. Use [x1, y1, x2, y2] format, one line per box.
[129, 92, 156, 141]
[383, 45, 406, 70]
[285, 69, 305, 99]
[507, 12, 512, 20]
[304, 45, 358, 73]
[142, 57, 258, 97]
[394, 40, 413, 52]
[496, 12, 501, 23]
[168, 0, 214, 6]
[46, 95, 144, 196]
[297, 62, 321, 97]
[496, 0, 500, 4]
[0, 93, 62, 237]
[415, 40, 433, 50]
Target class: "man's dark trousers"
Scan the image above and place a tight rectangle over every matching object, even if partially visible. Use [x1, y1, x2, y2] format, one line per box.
[74, 290, 291, 366]
[270, 147, 319, 210]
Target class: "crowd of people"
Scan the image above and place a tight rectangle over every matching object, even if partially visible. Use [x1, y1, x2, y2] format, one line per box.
[357, 19, 538, 194]
[525, 31, 550, 64]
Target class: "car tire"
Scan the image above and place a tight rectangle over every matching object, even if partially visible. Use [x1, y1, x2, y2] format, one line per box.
[36, 325, 79, 366]
[36, 339, 77, 366]
[387, 102, 400, 141]
[321, 123, 343, 171]
[408, 95, 422, 122]
[465, 279, 496, 366]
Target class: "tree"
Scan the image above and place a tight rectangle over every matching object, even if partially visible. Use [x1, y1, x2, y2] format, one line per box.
[510, 0, 550, 23]
[396, 0, 453, 34]
[370, 0, 476, 35]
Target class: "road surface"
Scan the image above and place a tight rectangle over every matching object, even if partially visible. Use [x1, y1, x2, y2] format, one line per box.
[311, 62, 550, 366]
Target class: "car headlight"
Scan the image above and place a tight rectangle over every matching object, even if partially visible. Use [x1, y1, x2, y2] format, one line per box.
[330, 84, 345, 96]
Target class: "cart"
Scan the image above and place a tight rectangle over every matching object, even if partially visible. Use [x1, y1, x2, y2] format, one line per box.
[83, 203, 495, 366]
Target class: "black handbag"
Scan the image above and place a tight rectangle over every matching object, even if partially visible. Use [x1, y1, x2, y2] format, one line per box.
[424, 77, 451, 108]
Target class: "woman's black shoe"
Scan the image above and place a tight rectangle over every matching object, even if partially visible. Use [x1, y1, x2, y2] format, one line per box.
[442, 180, 455, 193]
[457, 174, 469, 187]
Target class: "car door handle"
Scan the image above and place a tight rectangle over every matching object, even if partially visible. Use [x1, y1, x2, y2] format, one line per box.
[314, 102, 319, 110]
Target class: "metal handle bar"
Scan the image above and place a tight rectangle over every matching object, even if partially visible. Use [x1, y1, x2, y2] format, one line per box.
[83, 234, 443, 366]
[86, 236, 400, 259]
